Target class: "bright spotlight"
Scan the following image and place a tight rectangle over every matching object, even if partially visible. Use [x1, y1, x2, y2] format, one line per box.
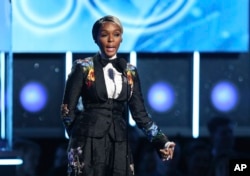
[19, 81, 48, 112]
[147, 82, 175, 113]
[211, 81, 239, 112]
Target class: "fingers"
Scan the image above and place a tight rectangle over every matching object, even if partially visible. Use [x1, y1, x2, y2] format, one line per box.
[163, 150, 173, 161]
[167, 142, 176, 149]
[169, 145, 175, 157]
[159, 148, 169, 155]
[159, 150, 171, 161]
[168, 147, 174, 159]
[159, 142, 176, 161]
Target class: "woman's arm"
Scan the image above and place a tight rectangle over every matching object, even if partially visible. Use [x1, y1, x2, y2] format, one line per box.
[128, 66, 169, 148]
[61, 61, 85, 135]
[127, 65, 175, 160]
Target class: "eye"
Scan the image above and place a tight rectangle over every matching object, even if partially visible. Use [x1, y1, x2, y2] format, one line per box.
[100, 33, 108, 37]
[114, 33, 121, 37]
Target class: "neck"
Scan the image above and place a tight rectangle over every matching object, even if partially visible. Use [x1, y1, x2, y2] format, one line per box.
[99, 51, 117, 60]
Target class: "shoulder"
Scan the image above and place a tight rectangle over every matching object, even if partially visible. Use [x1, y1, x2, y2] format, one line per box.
[74, 57, 94, 67]
[126, 63, 138, 77]
[127, 63, 137, 71]
[72, 57, 94, 72]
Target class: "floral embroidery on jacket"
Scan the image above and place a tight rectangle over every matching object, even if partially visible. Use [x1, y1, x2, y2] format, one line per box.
[86, 68, 95, 88]
[142, 122, 167, 143]
[76, 58, 95, 88]
[60, 104, 73, 129]
[125, 64, 136, 99]
[75, 58, 136, 97]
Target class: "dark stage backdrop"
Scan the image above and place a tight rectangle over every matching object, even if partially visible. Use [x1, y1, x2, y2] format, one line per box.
[199, 53, 250, 136]
[136, 53, 193, 136]
[10, 52, 250, 138]
[13, 53, 66, 138]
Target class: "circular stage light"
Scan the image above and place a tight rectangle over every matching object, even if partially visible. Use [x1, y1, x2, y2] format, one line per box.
[19, 81, 48, 113]
[211, 81, 239, 112]
[147, 82, 175, 113]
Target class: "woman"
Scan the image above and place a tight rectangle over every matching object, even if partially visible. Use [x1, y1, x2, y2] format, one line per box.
[61, 15, 175, 176]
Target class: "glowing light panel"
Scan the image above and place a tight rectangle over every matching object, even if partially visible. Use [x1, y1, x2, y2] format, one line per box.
[147, 82, 175, 113]
[19, 81, 48, 112]
[0, 159, 23, 165]
[211, 81, 239, 112]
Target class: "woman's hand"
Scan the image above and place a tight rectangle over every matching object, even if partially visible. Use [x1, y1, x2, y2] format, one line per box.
[159, 141, 175, 161]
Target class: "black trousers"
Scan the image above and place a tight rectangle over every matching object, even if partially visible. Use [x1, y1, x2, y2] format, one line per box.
[67, 127, 134, 176]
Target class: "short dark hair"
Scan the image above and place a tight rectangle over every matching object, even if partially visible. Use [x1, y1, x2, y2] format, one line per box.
[92, 15, 123, 43]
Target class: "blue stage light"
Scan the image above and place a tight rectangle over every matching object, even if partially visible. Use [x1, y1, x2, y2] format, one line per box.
[211, 81, 239, 112]
[19, 81, 48, 113]
[147, 82, 175, 113]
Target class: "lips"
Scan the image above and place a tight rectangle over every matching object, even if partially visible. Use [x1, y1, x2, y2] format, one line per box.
[106, 47, 116, 52]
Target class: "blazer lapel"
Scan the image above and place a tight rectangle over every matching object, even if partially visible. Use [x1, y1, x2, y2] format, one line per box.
[116, 74, 131, 101]
[93, 54, 108, 101]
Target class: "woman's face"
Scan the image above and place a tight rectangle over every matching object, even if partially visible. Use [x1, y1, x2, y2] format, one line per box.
[96, 21, 122, 58]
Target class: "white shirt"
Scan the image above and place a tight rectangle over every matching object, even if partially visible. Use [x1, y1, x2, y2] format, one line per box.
[103, 63, 123, 99]
[99, 52, 122, 99]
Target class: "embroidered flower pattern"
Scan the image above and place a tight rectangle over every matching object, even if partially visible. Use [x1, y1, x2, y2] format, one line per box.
[126, 64, 136, 98]
[60, 104, 73, 129]
[68, 146, 85, 175]
[75, 58, 95, 88]
[86, 68, 95, 87]
[75, 58, 136, 95]
[143, 122, 166, 142]
[126, 70, 134, 86]
[61, 104, 69, 117]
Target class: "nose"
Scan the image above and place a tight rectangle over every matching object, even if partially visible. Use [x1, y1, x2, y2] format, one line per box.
[108, 35, 114, 42]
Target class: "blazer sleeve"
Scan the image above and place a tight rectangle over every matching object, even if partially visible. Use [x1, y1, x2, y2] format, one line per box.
[128, 66, 169, 149]
[61, 61, 85, 135]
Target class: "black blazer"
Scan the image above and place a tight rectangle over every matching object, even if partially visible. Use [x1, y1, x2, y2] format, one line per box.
[61, 54, 168, 148]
